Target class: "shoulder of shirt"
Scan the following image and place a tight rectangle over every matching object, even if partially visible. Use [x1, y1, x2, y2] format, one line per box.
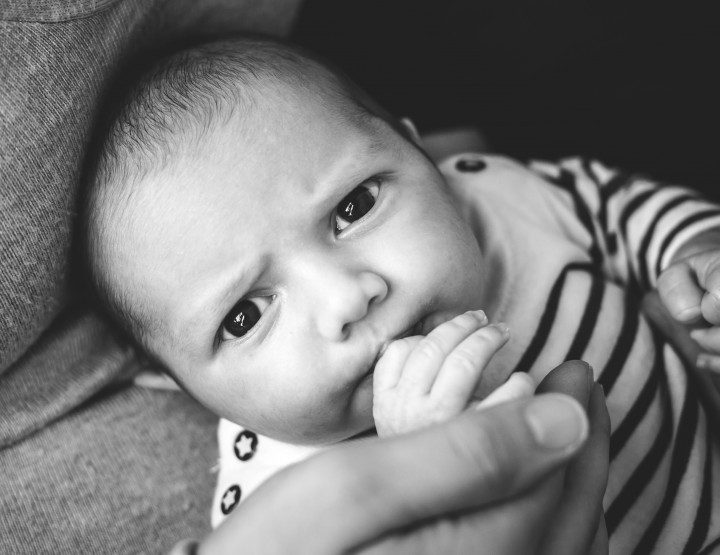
[436, 152, 591, 238]
[437, 153, 529, 177]
[437, 152, 550, 203]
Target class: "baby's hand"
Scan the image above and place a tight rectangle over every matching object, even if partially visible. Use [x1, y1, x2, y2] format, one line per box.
[657, 246, 720, 370]
[373, 310, 513, 436]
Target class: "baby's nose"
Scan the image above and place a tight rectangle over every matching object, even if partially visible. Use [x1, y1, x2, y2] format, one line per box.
[312, 266, 388, 341]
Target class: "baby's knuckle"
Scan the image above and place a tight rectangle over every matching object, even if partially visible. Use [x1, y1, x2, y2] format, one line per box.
[382, 340, 406, 358]
[705, 256, 720, 276]
[430, 398, 463, 419]
[417, 337, 446, 360]
[446, 349, 478, 374]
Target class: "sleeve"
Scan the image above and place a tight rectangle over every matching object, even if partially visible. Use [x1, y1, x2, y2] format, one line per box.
[528, 158, 720, 292]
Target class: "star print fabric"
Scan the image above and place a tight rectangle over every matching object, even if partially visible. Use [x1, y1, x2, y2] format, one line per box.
[211, 419, 321, 527]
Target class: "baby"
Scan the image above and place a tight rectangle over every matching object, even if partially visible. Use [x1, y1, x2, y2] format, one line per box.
[83, 36, 720, 554]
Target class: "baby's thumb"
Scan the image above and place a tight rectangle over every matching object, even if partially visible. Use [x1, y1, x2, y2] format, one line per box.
[657, 262, 703, 323]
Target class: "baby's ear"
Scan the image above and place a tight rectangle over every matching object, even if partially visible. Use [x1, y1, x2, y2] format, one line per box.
[400, 118, 423, 145]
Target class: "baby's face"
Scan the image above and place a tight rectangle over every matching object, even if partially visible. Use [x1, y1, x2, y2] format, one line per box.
[118, 86, 491, 444]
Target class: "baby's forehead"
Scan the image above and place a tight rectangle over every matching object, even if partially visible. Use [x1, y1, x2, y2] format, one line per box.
[109, 111, 392, 277]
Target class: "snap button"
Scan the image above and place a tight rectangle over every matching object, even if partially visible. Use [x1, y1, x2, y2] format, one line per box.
[234, 429, 259, 461]
[456, 158, 487, 173]
[220, 485, 242, 515]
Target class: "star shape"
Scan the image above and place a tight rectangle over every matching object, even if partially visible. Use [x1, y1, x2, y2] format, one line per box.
[221, 486, 240, 513]
[235, 434, 255, 459]
[234, 430, 258, 461]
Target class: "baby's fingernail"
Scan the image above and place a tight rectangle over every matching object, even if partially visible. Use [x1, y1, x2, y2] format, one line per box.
[690, 329, 705, 341]
[468, 310, 487, 323]
[506, 372, 535, 394]
[492, 322, 510, 338]
[525, 394, 588, 451]
[697, 354, 720, 373]
[676, 306, 702, 322]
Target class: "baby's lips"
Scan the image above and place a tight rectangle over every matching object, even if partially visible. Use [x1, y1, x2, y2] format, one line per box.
[376, 326, 423, 361]
[377, 342, 390, 361]
[376, 336, 408, 360]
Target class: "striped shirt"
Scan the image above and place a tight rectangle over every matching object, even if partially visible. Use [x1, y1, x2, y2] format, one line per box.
[212, 154, 720, 554]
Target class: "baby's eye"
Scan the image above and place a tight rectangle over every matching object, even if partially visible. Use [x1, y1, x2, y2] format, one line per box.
[221, 297, 271, 340]
[335, 179, 381, 233]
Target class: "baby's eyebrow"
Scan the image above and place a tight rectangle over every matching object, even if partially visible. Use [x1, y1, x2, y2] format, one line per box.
[337, 132, 398, 179]
[312, 137, 390, 198]
[366, 135, 390, 157]
[364, 123, 404, 158]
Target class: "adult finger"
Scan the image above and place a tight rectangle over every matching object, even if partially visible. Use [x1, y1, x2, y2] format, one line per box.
[367, 360, 599, 554]
[535, 359, 595, 405]
[589, 517, 610, 555]
[360, 468, 565, 554]
[202, 393, 589, 555]
[537, 384, 611, 555]
[369, 363, 607, 555]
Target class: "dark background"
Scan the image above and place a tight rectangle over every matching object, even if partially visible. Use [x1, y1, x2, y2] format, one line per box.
[293, 0, 718, 197]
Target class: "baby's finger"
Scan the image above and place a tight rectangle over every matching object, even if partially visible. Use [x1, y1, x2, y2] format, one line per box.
[475, 372, 536, 409]
[689, 327, 720, 356]
[657, 263, 703, 323]
[701, 291, 720, 326]
[688, 251, 720, 325]
[696, 352, 720, 373]
[430, 323, 510, 407]
[401, 310, 488, 393]
[373, 337, 423, 393]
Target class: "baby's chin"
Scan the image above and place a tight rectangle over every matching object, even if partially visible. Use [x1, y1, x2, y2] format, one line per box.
[261, 409, 376, 447]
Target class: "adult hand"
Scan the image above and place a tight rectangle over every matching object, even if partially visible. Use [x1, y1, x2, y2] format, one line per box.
[195, 360, 608, 555]
[536, 361, 610, 555]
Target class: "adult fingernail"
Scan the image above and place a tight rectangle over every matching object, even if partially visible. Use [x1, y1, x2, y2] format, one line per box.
[586, 363, 595, 393]
[525, 394, 588, 451]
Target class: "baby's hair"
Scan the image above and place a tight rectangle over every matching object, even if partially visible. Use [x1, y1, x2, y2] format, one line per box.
[80, 35, 403, 358]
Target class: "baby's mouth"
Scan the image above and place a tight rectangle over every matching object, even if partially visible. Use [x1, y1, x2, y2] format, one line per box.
[397, 319, 425, 341]
[370, 320, 425, 373]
